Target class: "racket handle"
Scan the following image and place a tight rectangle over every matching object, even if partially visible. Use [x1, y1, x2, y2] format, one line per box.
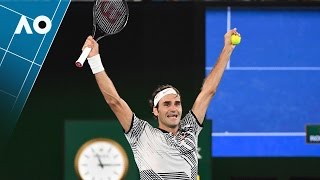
[75, 47, 92, 68]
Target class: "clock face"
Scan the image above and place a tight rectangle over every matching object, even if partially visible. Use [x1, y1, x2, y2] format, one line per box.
[75, 138, 128, 180]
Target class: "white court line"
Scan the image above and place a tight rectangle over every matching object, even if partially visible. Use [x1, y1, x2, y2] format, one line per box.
[0, 4, 37, 68]
[11, 0, 65, 112]
[0, 89, 17, 98]
[226, 6, 231, 69]
[206, 66, 320, 71]
[0, 4, 34, 20]
[0, 46, 41, 67]
[0, 5, 34, 68]
[212, 132, 306, 136]
[221, 7, 320, 72]
[0, 30, 16, 69]
[39, 0, 62, 66]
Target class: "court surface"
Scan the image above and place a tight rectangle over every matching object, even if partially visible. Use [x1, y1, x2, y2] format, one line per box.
[206, 7, 320, 157]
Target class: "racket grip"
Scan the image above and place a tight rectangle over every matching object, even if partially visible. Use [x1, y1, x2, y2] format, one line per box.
[75, 47, 92, 68]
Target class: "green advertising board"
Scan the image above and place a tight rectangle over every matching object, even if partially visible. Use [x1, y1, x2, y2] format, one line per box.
[306, 124, 320, 143]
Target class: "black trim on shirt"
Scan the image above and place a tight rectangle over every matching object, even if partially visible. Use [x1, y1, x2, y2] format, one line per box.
[157, 127, 170, 134]
[123, 113, 135, 134]
[190, 110, 204, 127]
[124, 110, 203, 134]
[157, 110, 204, 133]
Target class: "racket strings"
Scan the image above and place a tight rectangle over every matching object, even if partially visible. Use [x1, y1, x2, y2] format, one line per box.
[95, 0, 128, 35]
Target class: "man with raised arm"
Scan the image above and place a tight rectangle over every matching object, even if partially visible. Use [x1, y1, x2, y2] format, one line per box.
[82, 28, 240, 180]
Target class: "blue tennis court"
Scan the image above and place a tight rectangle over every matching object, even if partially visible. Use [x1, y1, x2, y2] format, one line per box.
[206, 7, 320, 157]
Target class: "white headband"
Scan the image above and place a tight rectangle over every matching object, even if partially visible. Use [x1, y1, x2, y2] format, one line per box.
[153, 88, 177, 107]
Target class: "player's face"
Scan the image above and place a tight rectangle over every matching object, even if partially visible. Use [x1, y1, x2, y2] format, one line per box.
[154, 94, 182, 131]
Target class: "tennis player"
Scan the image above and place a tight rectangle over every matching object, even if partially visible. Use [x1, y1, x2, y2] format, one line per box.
[82, 28, 239, 180]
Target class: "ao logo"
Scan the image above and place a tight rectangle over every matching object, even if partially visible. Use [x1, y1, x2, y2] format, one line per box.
[14, 15, 52, 35]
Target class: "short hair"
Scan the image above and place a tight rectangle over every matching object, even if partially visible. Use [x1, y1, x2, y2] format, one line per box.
[149, 84, 181, 110]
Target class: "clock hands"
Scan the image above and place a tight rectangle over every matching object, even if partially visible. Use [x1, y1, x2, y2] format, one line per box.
[75, 139, 128, 180]
[95, 154, 104, 168]
[96, 153, 121, 169]
[101, 163, 121, 167]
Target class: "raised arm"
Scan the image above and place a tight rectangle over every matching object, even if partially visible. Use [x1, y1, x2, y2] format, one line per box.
[192, 28, 239, 124]
[84, 36, 133, 132]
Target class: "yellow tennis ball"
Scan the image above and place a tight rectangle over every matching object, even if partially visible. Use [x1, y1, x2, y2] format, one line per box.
[231, 34, 241, 45]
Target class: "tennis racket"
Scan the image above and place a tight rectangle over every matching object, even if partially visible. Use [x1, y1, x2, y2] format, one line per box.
[75, 0, 129, 68]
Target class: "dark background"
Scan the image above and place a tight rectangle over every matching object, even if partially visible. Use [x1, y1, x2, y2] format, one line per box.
[2, 1, 320, 180]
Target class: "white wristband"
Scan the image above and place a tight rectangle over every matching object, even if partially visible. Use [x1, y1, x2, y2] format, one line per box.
[87, 54, 104, 74]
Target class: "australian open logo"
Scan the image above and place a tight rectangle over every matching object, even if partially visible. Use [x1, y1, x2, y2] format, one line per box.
[14, 15, 51, 35]
[306, 124, 320, 143]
